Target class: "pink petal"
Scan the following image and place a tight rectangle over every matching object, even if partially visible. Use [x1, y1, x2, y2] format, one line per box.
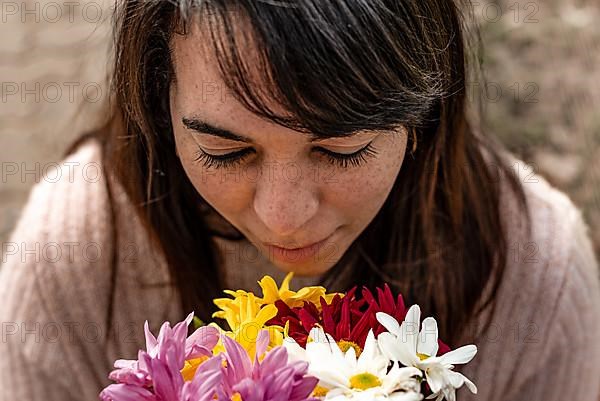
[99, 383, 158, 401]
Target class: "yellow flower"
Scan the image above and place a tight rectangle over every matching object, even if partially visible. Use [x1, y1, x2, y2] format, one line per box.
[211, 273, 339, 359]
[213, 291, 264, 330]
[258, 272, 340, 309]
[212, 292, 284, 360]
[232, 304, 284, 360]
[180, 355, 209, 381]
[214, 273, 340, 321]
[312, 385, 329, 397]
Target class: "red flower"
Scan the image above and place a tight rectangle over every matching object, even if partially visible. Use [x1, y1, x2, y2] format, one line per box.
[268, 286, 366, 348]
[268, 283, 451, 355]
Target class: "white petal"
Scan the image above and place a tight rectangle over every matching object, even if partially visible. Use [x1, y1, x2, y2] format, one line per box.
[439, 344, 477, 365]
[390, 391, 424, 401]
[463, 376, 478, 394]
[310, 368, 350, 389]
[357, 330, 380, 371]
[283, 337, 307, 362]
[361, 330, 378, 359]
[324, 388, 348, 401]
[308, 326, 328, 344]
[447, 370, 465, 388]
[401, 305, 421, 352]
[384, 364, 422, 393]
[425, 393, 444, 401]
[378, 332, 420, 367]
[424, 368, 445, 394]
[355, 389, 380, 401]
[308, 326, 345, 362]
[417, 317, 438, 357]
[376, 312, 402, 335]
[344, 345, 358, 369]
[448, 371, 477, 394]
[390, 365, 423, 383]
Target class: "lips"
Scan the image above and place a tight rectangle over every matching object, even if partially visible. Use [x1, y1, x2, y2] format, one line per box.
[263, 232, 336, 264]
[265, 237, 328, 250]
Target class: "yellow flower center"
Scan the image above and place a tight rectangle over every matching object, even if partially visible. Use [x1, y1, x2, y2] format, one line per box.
[312, 386, 330, 397]
[180, 356, 209, 381]
[231, 392, 243, 401]
[349, 373, 382, 390]
[337, 340, 362, 357]
[417, 352, 430, 361]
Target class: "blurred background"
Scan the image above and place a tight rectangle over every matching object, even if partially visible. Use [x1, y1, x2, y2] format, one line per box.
[1, 0, 599, 257]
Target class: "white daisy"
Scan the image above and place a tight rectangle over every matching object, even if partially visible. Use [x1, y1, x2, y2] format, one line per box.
[283, 326, 424, 401]
[376, 305, 478, 401]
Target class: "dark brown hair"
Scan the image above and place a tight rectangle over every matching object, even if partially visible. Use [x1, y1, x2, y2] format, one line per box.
[79, 0, 531, 347]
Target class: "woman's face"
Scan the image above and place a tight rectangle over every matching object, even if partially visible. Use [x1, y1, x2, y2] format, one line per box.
[169, 26, 408, 276]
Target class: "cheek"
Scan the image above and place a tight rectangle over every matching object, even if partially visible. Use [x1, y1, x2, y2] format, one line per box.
[323, 163, 399, 222]
[323, 134, 406, 221]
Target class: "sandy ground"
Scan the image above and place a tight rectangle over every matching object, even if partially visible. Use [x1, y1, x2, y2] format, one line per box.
[0, 0, 112, 243]
[1, 0, 599, 258]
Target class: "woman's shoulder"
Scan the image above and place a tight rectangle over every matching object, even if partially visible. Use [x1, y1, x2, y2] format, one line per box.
[1, 135, 177, 314]
[2, 137, 113, 271]
[460, 152, 600, 401]
[0, 137, 179, 398]
[498, 153, 599, 329]
[499, 153, 597, 285]
[0, 137, 115, 395]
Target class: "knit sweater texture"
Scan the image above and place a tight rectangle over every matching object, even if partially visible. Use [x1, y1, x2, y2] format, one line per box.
[0, 138, 599, 401]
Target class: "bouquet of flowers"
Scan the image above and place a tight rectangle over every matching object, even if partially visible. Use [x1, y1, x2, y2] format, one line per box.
[100, 273, 477, 401]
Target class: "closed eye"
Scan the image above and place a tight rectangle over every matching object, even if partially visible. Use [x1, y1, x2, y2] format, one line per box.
[192, 141, 378, 169]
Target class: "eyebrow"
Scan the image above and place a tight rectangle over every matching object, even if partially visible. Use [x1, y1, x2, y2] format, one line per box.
[182, 117, 350, 143]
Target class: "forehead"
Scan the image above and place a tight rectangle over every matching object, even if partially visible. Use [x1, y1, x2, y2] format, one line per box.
[168, 15, 404, 142]
[170, 20, 291, 123]
[171, 24, 230, 107]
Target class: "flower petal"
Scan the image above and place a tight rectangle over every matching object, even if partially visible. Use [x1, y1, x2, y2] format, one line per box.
[447, 371, 477, 394]
[376, 312, 401, 336]
[439, 344, 477, 365]
[143, 320, 158, 355]
[222, 334, 253, 382]
[254, 329, 271, 363]
[185, 325, 220, 359]
[401, 305, 421, 352]
[378, 332, 420, 367]
[417, 317, 438, 357]
[99, 383, 158, 401]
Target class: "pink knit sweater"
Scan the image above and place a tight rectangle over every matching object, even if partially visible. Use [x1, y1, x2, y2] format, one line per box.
[1, 138, 598, 401]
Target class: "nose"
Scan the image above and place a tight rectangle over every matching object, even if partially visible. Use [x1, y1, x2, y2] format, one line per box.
[253, 161, 319, 241]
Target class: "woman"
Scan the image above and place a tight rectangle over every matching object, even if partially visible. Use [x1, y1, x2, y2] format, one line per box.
[0, 0, 598, 400]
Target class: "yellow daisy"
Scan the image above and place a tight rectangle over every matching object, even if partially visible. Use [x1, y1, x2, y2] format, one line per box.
[211, 273, 340, 360]
[212, 292, 284, 360]
[256, 272, 341, 309]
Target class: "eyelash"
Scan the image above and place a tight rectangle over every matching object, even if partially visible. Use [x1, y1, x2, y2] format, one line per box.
[193, 142, 378, 169]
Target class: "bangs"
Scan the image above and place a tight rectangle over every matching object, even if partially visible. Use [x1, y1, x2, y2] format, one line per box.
[175, 0, 447, 137]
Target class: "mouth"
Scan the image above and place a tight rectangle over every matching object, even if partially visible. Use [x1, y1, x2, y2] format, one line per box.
[265, 237, 329, 250]
[263, 231, 337, 264]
